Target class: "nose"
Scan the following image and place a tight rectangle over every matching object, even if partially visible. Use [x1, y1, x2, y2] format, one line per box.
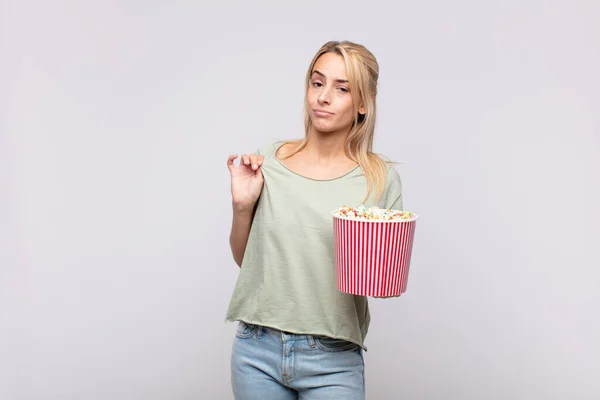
[318, 86, 331, 105]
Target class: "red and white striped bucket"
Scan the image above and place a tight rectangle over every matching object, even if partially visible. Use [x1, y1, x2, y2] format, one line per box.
[332, 214, 418, 297]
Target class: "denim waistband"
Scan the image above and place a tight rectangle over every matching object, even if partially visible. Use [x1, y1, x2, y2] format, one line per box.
[254, 324, 317, 347]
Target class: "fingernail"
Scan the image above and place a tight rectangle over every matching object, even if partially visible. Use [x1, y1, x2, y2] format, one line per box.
[252, 164, 258, 169]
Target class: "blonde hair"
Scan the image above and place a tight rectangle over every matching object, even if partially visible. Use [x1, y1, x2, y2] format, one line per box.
[281, 40, 390, 204]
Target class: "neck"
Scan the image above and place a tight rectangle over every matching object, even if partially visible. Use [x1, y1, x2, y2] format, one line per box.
[304, 126, 350, 163]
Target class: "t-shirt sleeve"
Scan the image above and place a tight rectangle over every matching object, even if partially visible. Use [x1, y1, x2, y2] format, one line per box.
[257, 140, 282, 158]
[256, 142, 270, 156]
[382, 164, 403, 210]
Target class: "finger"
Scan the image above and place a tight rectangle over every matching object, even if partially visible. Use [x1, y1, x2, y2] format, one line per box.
[258, 155, 264, 166]
[250, 153, 258, 170]
[242, 154, 250, 166]
[227, 154, 238, 171]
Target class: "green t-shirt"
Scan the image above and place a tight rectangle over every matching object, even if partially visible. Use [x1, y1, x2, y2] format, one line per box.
[225, 141, 403, 349]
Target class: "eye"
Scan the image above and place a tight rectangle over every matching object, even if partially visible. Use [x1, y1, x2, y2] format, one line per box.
[312, 81, 323, 88]
[338, 87, 349, 93]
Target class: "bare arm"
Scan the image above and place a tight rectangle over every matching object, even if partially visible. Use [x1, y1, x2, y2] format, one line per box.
[227, 152, 264, 267]
[229, 204, 255, 267]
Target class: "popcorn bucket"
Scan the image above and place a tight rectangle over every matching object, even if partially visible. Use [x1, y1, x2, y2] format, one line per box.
[332, 214, 418, 297]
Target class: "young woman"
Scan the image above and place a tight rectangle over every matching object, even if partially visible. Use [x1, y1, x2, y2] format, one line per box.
[225, 40, 403, 399]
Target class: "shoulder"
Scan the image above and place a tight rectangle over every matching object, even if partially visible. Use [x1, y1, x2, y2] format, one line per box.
[385, 162, 402, 184]
[273, 139, 302, 158]
[373, 153, 402, 190]
[375, 155, 402, 203]
[384, 162, 402, 194]
[257, 139, 301, 158]
[378, 161, 403, 209]
[256, 140, 281, 158]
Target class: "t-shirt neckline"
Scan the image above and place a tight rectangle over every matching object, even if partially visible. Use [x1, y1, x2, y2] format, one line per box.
[273, 142, 361, 182]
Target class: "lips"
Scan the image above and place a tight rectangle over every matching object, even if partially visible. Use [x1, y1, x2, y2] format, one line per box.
[313, 109, 334, 116]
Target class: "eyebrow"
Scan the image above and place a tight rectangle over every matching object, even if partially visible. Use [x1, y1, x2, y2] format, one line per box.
[312, 69, 348, 84]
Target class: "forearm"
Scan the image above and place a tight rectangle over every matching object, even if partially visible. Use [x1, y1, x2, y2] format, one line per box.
[229, 204, 255, 267]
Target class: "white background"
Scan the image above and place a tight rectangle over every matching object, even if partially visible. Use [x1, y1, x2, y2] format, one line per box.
[1, 0, 599, 399]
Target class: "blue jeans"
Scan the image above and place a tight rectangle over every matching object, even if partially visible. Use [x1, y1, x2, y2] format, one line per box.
[231, 322, 365, 399]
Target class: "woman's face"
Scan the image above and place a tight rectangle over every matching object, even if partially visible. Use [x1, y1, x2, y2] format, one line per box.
[307, 52, 364, 134]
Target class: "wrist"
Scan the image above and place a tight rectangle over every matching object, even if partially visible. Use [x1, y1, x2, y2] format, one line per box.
[232, 201, 255, 216]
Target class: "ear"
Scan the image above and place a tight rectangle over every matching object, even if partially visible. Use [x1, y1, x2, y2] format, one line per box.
[358, 103, 366, 116]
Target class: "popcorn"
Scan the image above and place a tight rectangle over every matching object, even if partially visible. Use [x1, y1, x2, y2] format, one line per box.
[332, 205, 416, 221]
[332, 204, 420, 297]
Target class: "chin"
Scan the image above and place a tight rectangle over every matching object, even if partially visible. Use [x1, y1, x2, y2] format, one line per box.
[312, 124, 337, 134]
[312, 121, 352, 135]
[310, 119, 335, 131]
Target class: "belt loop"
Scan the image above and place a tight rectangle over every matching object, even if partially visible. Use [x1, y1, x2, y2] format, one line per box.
[308, 335, 316, 348]
[258, 325, 264, 338]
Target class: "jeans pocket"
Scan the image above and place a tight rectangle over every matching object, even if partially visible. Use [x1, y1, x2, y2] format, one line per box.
[314, 336, 359, 352]
[235, 321, 257, 339]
